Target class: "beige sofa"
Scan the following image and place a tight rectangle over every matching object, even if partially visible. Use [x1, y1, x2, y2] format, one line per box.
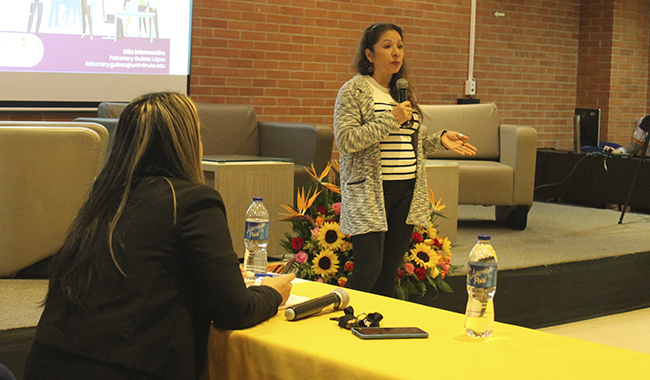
[77, 102, 334, 198]
[0, 122, 109, 277]
[420, 103, 537, 230]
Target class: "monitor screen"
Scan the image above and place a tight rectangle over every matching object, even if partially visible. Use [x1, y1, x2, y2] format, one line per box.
[574, 108, 601, 149]
[0, 0, 192, 108]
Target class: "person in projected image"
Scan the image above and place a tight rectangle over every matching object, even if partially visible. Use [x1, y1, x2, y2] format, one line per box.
[334, 23, 477, 298]
[62, 0, 80, 26]
[23, 92, 294, 380]
[48, 0, 64, 28]
[80, 0, 93, 40]
[27, 0, 43, 37]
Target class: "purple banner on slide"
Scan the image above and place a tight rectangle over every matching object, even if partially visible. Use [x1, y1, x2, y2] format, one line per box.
[7, 33, 170, 75]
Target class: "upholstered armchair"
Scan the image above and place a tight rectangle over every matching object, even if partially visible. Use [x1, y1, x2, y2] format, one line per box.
[79, 102, 334, 198]
[420, 103, 538, 230]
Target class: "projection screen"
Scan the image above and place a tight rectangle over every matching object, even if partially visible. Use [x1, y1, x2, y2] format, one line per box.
[0, 0, 192, 109]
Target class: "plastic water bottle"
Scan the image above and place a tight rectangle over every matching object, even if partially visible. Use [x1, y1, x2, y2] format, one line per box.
[244, 197, 269, 277]
[465, 234, 498, 338]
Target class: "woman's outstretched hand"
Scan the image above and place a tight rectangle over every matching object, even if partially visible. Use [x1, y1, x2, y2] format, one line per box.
[441, 131, 477, 155]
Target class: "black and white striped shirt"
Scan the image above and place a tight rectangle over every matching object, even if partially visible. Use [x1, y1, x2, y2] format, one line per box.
[364, 75, 420, 181]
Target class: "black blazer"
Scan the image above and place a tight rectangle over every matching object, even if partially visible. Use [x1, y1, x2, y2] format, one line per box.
[31, 177, 281, 379]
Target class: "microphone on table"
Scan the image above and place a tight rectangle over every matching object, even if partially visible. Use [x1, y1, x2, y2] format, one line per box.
[284, 288, 350, 321]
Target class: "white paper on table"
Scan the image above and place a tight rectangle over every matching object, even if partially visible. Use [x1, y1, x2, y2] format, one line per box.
[278, 294, 310, 310]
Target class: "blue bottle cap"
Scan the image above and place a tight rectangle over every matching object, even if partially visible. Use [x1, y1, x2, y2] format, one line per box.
[253, 197, 263, 202]
[478, 234, 491, 240]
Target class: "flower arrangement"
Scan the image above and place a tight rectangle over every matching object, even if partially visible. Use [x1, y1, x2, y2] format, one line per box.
[279, 161, 353, 287]
[394, 188, 463, 301]
[280, 162, 461, 299]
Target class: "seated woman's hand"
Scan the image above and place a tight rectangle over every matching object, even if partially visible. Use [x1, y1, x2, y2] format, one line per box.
[441, 130, 477, 156]
[261, 273, 295, 305]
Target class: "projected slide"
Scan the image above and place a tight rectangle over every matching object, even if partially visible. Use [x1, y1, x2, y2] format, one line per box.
[0, 0, 191, 76]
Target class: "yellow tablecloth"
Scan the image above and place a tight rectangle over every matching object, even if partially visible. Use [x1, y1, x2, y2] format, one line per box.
[205, 281, 650, 380]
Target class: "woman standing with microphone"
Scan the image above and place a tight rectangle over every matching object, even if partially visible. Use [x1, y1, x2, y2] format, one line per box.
[334, 23, 476, 297]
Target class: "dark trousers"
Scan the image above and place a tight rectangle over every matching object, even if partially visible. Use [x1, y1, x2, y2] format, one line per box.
[24, 342, 158, 380]
[345, 179, 415, 297]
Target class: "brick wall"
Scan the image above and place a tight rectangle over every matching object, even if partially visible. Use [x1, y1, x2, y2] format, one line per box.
[608, 0, 650, 144]
[3, 0, 650, 155]
[577, 0, 614, 142]
[474, 0, 580, 149]
[191, 0, 585, 152]
[577, 0, 650, 147]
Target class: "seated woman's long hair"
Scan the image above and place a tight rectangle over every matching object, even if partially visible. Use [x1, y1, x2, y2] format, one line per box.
[46, 92, 204, 307]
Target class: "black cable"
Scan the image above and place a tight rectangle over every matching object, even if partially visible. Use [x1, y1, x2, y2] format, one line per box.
[534, 153, 591, 191]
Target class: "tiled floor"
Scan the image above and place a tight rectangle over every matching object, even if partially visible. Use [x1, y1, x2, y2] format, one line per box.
[538, 307, 650, 355]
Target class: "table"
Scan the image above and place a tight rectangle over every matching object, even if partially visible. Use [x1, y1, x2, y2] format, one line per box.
[202, 157, 293, 259]
[535, 149, 650, 209]
[204, 281, 650, 380]
[425, 160, 459, 243]
[114, 10, 155, 42]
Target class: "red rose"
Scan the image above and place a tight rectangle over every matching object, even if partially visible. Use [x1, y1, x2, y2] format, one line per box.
[397, 269, 405, 279]
[317, 206, 327, 216]
[291, 237, 304, 251]
[411, 232, 423, 243]
[344, 261, 354, 271]
[432, 238, 441, 249]
[338, 277, 347, 287]
[415, 267, 427, 280]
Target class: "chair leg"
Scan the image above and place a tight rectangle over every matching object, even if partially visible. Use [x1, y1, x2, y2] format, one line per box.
[496, 205, 530, 230]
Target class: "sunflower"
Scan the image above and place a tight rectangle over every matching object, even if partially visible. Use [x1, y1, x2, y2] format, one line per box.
[312, 249, 340, 278]
[409, 243, 438, 268]
[317, 221, 346, 251]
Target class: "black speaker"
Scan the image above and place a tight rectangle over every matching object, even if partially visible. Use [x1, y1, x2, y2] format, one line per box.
[574, 108, 600, 150]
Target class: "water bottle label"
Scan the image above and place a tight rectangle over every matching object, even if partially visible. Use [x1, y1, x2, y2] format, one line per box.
[245, 221, 269, 240]
[468, 262, 497, 288]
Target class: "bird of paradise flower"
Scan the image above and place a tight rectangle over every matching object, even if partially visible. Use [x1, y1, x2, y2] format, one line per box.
[306, 162, 340, 194]
[279, 187, 321, 224]
[280, 162, 341, 224]
[428, 187, 447, 219]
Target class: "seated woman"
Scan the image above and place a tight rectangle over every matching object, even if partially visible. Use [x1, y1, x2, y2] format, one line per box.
[24, 92, 294, 380]
[605, 116, 649, 157]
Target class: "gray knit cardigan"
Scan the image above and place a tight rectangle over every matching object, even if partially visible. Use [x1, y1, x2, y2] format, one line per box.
[333, 74, 446, 236]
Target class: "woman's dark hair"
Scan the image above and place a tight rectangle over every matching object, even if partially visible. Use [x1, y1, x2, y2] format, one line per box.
[46, 92, 204, 306]
[352, 23, 421, 115]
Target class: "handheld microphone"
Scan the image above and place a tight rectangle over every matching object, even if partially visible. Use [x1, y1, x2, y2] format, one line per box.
[284, 288, 350, 321]
[396, 78, 409, 103]
[396, 78, 411, 127]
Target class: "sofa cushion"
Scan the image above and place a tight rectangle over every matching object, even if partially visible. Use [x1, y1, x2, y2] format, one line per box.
[420, 103, 500, 160]
[456, 160, 514, 205]
[97, 102, 128, 119]
[196, 104, 260, 156]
